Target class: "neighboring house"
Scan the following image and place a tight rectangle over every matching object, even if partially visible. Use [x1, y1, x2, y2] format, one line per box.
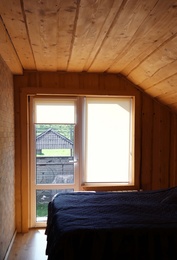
[36, 128, 73, 155]
[36, 128, 74, 184]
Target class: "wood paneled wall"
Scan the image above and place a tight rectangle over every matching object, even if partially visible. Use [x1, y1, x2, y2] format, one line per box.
[141, 94, 173, 190]
[14, 71, 177, 231]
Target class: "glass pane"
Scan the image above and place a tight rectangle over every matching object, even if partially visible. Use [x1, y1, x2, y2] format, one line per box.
[36, 189, 73, 222]
[36, 124, 74, 184]
[85, 97, 133, 183]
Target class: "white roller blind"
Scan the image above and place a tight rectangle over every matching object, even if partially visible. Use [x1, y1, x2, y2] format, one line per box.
[34, 99, 76, 124]
[85, 97, 133, 183]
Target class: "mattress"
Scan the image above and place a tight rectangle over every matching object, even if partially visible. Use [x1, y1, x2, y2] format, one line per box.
[45, 187, 177, 259]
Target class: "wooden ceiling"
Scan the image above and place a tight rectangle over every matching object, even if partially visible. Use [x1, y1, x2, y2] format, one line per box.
[1, 0, 177, 111]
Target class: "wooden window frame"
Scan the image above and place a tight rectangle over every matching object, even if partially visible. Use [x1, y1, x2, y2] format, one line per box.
[18, 87, 141, 232]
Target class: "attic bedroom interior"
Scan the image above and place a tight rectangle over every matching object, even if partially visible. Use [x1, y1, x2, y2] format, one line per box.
[1, 0, 177, 259]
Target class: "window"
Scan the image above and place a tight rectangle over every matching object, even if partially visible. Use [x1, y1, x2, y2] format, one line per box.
[84, 97, 133, 186]
[30, 95, 134, 226]
[30, 98, 79, 226]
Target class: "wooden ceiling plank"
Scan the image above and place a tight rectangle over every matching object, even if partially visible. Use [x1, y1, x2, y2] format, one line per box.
[83, 0, 125, 71]
[168, 103, 177, 113]
[127, 34, 177, 86]
[118, 0, 177, 76]
[0, 0, 36, 70]
[145, 87, 164, 98]
[0, 17, 22, 74]
[141, 59, 177, 90]
[157, 93, 177, 105]
[23, 0, 61, 71]
[68, 0, 124, 72]
[55, 0, 78, 71]
[145, 73, 177, 98]
[88, 0, 158, 72]
[24, 0, 78, 72]
[108, 0, 177, 75]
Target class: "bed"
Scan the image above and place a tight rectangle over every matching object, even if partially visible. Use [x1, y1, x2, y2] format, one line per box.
[45, 187, 177, 259]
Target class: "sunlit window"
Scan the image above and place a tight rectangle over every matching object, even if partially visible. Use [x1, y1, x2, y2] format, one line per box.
[84, 97, 134, 184]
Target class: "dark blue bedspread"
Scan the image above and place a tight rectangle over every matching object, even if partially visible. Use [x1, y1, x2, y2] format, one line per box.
[45, 187, 177, 260]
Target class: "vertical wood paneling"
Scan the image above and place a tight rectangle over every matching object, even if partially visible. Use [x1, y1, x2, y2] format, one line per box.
[39, 72, 59, 88]
[152, 102, 171, 190]
[160, 106, 170, 187]
[152, 102, 161, 189]
[170, 114, 177, 187]
[141, 94, 153, 190]
[14, 71, 177, 231]
[14, 85, 22, 232]
[20, 92, 29, 233]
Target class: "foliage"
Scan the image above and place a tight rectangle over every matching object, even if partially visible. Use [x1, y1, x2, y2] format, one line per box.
[36, 203, 48, 217]
[36, 124, 74, 141]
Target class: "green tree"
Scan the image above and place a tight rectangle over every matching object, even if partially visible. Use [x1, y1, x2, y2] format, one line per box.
[36, 124, 74, 141]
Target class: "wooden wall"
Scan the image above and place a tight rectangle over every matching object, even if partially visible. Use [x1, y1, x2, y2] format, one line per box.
[141, 94, 176, 190]
[14, 71, 177, 232]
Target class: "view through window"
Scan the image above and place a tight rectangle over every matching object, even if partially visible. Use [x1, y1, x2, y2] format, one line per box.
[35, 124, 75, 221]
[31, 98, 77, 226]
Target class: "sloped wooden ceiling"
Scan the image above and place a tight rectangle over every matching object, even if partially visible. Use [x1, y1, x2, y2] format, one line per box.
[0, 0, 177, 111]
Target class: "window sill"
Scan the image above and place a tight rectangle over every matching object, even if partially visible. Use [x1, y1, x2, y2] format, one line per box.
[81, 183, 139, 192]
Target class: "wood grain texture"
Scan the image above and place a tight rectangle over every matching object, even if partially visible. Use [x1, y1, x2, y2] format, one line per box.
[107, 0, 160, 73]
[89, 0, 157, 72]
[14, 71, 177, 231]
[122, 0, 177, 76]
[23, 0, 60, 71]
[170, 114, 177, 187]
[128, 35, 177, 86]
[0, 0, 35, 70]
[141, 94, 153, 190]
[68, 0, 123, 71]
[1, 0, 177, 112]
[0, 17, 22, 74]
[14, 84, 22, 232]
[151, 102, 170, 190]
[8, 229, 47, 260]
